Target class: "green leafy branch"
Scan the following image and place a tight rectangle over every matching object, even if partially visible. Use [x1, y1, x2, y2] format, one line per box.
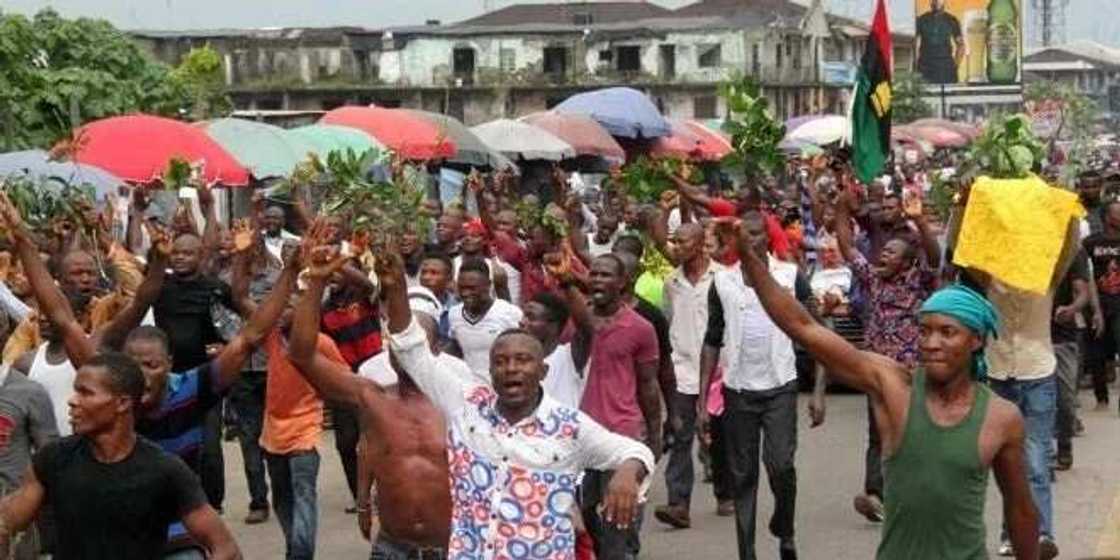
[719, 76, 786, 181]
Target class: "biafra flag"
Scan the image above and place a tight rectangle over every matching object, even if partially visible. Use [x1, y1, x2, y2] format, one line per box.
[850, 0, 893, 184]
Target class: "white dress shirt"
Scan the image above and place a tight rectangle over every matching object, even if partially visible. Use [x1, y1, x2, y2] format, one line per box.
[389, 317, 655, 560]
[664, 260, 723, 395]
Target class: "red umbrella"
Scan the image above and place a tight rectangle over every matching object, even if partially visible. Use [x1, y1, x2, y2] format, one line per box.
[519, 112, 626, 162]
[650, 119, 732, 161]
[909, 118, 980, 140]
[320, 106, 456, 160]
[66, 114, 250, 185]
[904, 125, 970, 148]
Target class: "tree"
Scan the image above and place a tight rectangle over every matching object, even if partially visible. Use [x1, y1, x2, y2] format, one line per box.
[0, 9, 209, 151]
[172, 45, 233, 121]
[891, 71, 933, 124]
[1023, 80, 1099, 182]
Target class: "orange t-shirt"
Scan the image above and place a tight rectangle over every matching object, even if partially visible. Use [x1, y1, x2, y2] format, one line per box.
[260, 331, 345, 455]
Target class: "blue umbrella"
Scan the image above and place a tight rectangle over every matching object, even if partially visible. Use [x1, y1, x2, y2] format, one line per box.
[553, 87, 671, 139]
[0, 150, 123, 198]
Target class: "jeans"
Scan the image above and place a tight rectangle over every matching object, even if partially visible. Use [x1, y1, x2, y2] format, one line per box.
[864, 396, 883, 498]
[266, 449, 321, 560]
[989, 375, 1056, 540]
[722, 382, 798, 560]
[581, 469, 644, 560]
[369, 533, 447, 560]
[664, 391, 699, 508]
[1053, 342, 1080, 455]
[201, 405, 225, 510]
[231, 371, 269, 511]
[330, 403, 361, 500]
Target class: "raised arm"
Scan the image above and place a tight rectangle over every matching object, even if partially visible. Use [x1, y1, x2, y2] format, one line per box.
[378, 247, 468, 414]
[289, 230, 375, 408]
[212, 238, 301, 392]
[0, 193, 95, 366]
[93, 226, 171, 351]
[902, 195, 941, 267]
[832, 191, 861, 265]
[735, 224, 905, 397]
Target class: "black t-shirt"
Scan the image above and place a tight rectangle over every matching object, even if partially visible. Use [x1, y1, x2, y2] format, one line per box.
[154, 275, 233, 372]
[1052, 250, 1090, 343]
[1083, 234, 1120, 315]
[916, 10, 962, 61]
[33, 436, 207, 560]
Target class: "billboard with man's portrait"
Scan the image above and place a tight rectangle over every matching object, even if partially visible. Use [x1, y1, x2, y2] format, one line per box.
[913, 0, 1022, 85]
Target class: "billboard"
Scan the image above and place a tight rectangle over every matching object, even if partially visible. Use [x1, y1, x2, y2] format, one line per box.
[913, 0, 1022, 85]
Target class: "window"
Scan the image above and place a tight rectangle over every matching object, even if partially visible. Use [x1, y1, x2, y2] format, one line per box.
[617, 46, 641, 72]
[694, 95, 717, 119]
[543, 47, 568, 77]
[775, 43, 783, 69]
[659, 44, 676, 79]
[698, 44, 722, 68]
[453, 47, 475, 84]
[792, 39, 802, 70]
[751, 44, 761, 75]
[500, 48, 516, 73]
[572, 12, 593, 25]
[599, 50, 613, 63]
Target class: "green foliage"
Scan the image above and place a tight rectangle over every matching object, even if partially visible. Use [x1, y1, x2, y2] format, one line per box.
[965, 113, 1046, 179]
[0, 174, 94, 230]
[296, 148, 432, 241]
[171, 45, 233, 121]
[1024, 81, 1100, 183]
[513, 200, 568, 239]
[619, 157, 703, 204]
[891, 71, 934, 124]
[719, 77, 786, 181]
[0, 9, 199, 151]
[162, 158, 193, 190]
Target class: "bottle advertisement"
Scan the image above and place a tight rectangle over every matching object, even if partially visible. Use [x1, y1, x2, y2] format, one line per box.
[913, 0, 1022, 85]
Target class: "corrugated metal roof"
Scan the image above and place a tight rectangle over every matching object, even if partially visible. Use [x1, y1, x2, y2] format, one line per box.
[1024, 40, 1120, 68]
[456, 1, 671, 27]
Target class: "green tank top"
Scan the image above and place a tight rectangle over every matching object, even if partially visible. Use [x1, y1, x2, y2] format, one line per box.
[877, 371, 992, 560]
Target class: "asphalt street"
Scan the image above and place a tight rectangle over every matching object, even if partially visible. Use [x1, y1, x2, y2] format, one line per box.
[223, 392, 1120, 559]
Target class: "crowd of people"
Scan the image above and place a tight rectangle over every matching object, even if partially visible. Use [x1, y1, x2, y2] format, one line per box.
[0, 148, 1114, 560]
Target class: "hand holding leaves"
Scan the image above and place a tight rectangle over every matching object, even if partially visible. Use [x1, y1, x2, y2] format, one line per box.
[144, 221, 173, 260]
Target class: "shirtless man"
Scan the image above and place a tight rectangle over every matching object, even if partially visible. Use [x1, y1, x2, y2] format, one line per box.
[732, 224, 1041, 559]
[286, 242, 451, 558]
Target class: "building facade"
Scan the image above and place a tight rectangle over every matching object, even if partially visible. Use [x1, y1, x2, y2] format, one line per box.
[131, 0, 916, 124]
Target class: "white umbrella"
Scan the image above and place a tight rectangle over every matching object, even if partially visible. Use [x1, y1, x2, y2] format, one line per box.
[785, 115, 849, 146]
[471, 119, 576, 162]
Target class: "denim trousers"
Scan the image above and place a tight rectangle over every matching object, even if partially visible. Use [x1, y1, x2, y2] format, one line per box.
[989, 375, 1057, 540]
[664, 391, 699, 508]
[1053, 342, 1080, 454]
[722, 382, 798, 560]
[265, 449, 321, 560]
[230, 371, 269, 511]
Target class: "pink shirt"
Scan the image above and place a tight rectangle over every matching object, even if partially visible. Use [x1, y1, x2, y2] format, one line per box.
[580, 306, 659, 439]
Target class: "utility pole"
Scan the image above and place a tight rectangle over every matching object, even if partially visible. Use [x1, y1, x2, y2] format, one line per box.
[1031, 0, 1069, 47]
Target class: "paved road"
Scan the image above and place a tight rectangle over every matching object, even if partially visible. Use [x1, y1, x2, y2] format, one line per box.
[223, 393, 1120, 559]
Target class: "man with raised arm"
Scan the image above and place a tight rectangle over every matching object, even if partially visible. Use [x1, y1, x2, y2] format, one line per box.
[286, 238, 453, 559]
[732, 221, 1040, 559]
[376, 244, 655, 560]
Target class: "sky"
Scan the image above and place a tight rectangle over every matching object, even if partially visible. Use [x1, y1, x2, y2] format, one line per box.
[2, 0, 1115, 47]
